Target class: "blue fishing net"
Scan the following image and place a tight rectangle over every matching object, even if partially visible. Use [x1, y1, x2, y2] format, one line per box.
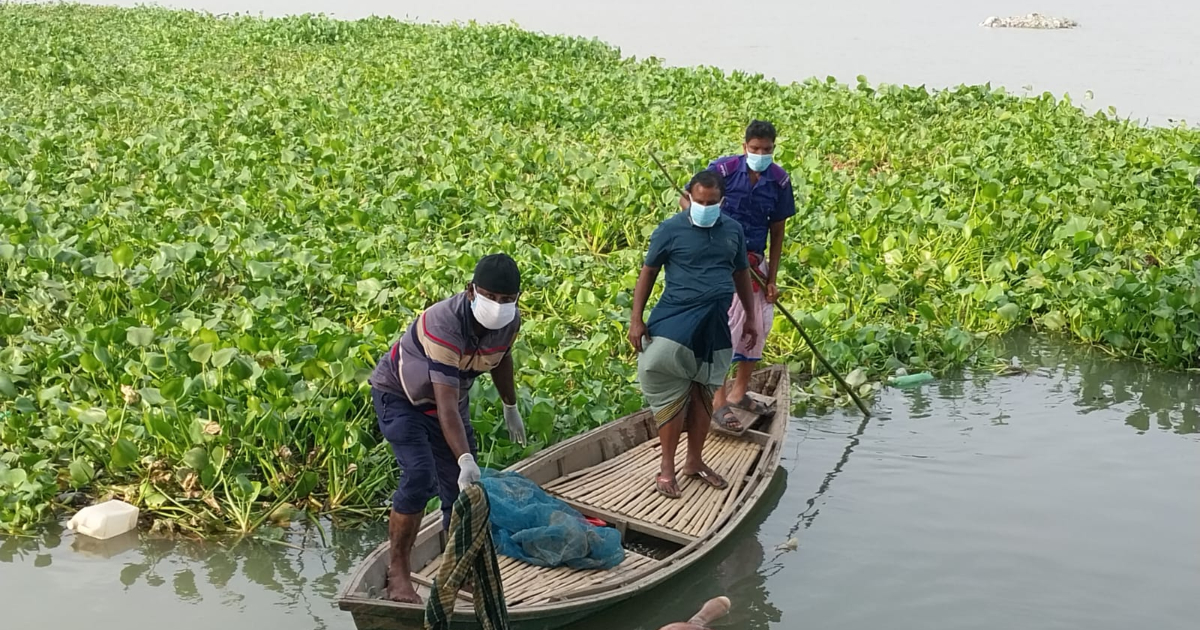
[478, 469, 625, 570]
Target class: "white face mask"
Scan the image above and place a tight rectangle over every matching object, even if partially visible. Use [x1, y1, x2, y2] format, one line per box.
[471, 291, 517, 330]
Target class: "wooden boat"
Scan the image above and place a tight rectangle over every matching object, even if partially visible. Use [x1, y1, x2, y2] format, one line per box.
[338, 364, 789, 630]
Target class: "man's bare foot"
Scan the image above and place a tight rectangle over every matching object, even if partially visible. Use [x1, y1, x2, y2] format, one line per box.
[384, 574, 423, 604]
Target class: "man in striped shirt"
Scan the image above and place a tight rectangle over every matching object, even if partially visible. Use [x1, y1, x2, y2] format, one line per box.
[368, 253, 527, 603]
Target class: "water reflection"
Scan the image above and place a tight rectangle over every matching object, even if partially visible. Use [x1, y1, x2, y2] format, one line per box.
[998, 333, 1199, 436]
[1, 519, 383, 630]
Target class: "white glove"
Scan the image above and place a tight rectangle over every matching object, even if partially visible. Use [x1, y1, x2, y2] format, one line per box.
[457, 453, 481, 490]
[503, 403, 527, 446]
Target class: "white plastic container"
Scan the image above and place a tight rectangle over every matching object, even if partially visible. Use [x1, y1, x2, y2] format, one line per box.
[67, 499, 139, 540]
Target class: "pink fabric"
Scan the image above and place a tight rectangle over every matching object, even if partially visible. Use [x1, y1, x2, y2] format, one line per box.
[728, 257, 773, 361]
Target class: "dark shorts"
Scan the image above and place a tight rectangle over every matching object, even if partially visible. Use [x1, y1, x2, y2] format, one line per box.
[372, 389, 476, 528]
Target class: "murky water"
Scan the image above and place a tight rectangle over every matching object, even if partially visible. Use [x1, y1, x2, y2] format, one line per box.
[43, 0, 1200, 125]
[4, 335, 1198, 629]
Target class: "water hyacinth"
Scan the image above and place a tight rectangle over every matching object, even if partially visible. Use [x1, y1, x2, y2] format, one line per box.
[1, 4, 1199, 533]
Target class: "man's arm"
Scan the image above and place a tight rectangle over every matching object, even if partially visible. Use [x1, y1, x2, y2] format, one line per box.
[432, 382, 472, 459]
[491, 351, 517, 406]
[629, 265, 661, 352]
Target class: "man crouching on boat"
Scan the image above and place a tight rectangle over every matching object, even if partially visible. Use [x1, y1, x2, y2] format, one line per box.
[629, 170, 759, 499]
[367, 253, 527, 603]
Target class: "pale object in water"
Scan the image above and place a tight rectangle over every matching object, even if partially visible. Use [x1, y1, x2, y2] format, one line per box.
[67, 499, 139, 540]
[981, 13, 1079, 29]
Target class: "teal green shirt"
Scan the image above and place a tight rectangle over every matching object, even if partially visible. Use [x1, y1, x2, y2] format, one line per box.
[645, 211, 749, 309]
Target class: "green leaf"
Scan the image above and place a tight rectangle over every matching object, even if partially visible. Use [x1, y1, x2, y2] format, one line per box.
[161, 377, 185, 401]
[68, 458, 95, 487]
[137, 387, 165, 406]
[78, 407, 107, 424]
[232, 474, 260, 501]
[110, 438, 139, 469]
[294, 471, 319, 498]
[575, 302, 600, 320]
[562, 348, 589, 363]
[211, 347, 238, 369]
[0, 373, 17, 399]
[199, 390, 225, 408]
[263, 368, 290, 389]
[183, 447, 208, 470]
[247, 260, 274, 280]
[189, 343, 213, 365]
[0, 244, 15, 259]
[38, 385, 62, 404]
[0, 314, 26, 336]
[95, 256, 117, 277]
[126, 327, 155, 347]
[1040, 311, 1067, 331]
[80, 352, 103, 374]
[0, 468, 28, 488]
[229, 357, 255, 380]
[997, 303, 1021, 321]
[113, 244, 135, 267]
[980, 182, 1002, 201]
[876, 283, 900, 299]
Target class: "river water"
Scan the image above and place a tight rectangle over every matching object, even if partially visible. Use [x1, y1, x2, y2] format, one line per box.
[5, 2, 1200, 628]
[3, 335, 1198, 629]
[37, 0, 1200, 126]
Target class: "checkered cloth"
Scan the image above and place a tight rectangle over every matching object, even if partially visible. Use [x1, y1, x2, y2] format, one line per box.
[424, 484, 510, 630]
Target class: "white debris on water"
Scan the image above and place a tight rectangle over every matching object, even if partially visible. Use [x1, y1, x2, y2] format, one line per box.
[981, 13, 1079, 29]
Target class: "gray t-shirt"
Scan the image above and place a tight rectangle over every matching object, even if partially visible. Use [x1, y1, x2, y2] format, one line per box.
[369, 291, 520, 411]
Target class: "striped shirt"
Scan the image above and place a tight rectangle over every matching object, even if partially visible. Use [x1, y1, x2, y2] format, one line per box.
[369, 291, 519, 414]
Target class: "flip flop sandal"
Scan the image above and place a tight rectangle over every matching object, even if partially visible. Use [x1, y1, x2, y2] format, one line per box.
[685, 468, 729, 490]
[654, 473, 682, 499]
[711, 405, 749, 437]
[730, 395, 771, 416]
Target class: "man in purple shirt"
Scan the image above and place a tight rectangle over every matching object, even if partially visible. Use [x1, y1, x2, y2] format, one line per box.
[706, 120, 797, 424]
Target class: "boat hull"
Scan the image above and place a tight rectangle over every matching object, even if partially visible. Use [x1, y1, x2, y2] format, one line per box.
[338, 365, 790, 630]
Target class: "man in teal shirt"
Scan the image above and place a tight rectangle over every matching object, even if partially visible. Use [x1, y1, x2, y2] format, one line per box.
[629, 170, 759, 499]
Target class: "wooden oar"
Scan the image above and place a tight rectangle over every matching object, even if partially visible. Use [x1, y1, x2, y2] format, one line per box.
[648, 150, 871, 419]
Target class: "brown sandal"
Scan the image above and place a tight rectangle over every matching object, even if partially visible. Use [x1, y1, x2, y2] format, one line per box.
[711, 405, 748, 437]
[655, 473, 681, 499]
[729, 394, 771, 416]
[684, 466, 729, 490]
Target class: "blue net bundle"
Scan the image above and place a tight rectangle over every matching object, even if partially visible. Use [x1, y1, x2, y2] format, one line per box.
[478, 469, 625, 570]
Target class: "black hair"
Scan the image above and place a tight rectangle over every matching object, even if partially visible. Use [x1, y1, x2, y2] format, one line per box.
[685, 170, 725, 197]
[745, 120, 777, 142]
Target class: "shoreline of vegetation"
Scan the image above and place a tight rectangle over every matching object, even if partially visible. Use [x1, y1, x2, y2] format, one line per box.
[2, 4, 1198, 535]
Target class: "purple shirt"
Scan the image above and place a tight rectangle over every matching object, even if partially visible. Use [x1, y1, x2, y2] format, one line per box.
[706, 155, 797, 254]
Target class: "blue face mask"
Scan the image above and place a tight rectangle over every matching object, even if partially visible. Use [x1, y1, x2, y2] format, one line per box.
[746, 152, 773, 172]
[688, 195, 721, 228]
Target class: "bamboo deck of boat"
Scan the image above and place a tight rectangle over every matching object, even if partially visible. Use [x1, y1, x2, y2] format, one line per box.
[338, 365, 789, 630]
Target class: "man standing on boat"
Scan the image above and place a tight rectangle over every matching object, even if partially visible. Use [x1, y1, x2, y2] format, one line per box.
[368, 253, 527, 603]
[629, 170, 759, 498]
[706, 120, 797, 428]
